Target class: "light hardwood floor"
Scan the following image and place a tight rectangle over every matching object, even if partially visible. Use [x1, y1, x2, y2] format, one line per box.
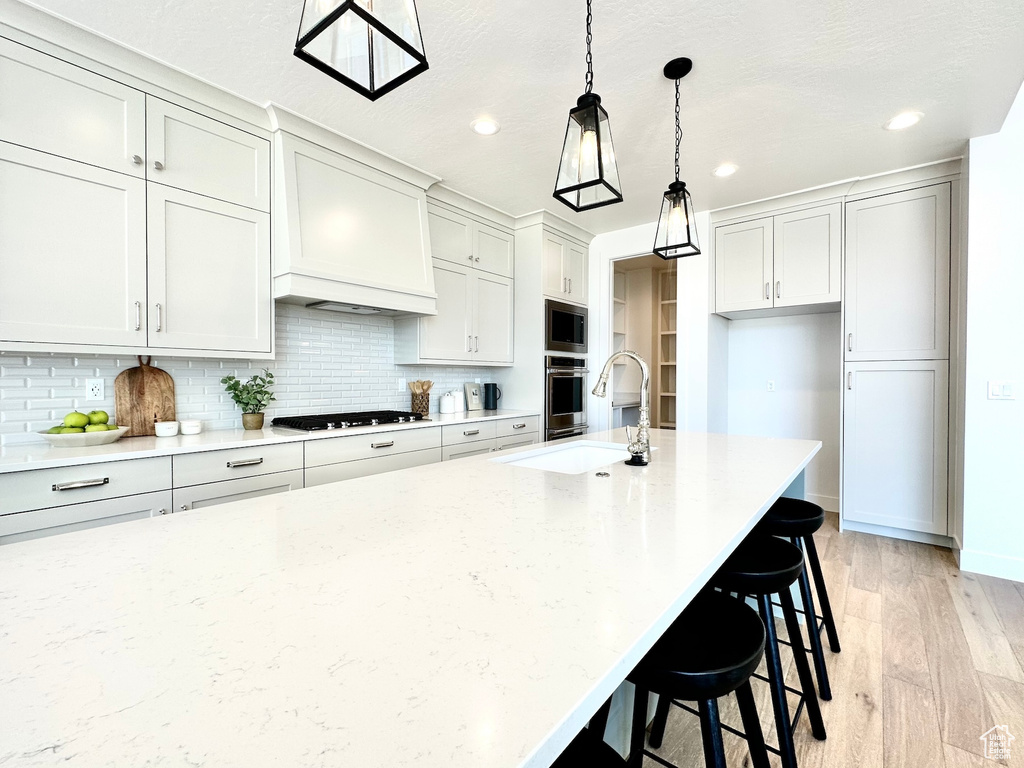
[645, 514, 1024, 767]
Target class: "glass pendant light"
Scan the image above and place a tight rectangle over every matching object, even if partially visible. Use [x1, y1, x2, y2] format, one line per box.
[553, 0, 623, 212]
[653, 58, 700, 259]
[295, 0, 428, 101]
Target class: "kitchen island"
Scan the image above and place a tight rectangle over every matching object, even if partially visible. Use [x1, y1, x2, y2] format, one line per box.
[0, 428, 820, 767]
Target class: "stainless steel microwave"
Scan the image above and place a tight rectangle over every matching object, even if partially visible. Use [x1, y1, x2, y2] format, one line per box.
[545, 299, 588, 354]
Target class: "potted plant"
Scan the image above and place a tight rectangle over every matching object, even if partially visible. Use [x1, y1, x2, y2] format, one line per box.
[221, 369, 276, 430]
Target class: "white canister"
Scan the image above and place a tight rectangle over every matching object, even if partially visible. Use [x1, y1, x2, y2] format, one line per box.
[154, 421, 179, 437]
[439, 392, 456, 414]
[180, 419, 202, 435]
[453, 390, 466, 412]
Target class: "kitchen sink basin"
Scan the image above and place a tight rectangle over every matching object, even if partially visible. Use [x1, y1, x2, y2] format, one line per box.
[491, 440, 652, 475]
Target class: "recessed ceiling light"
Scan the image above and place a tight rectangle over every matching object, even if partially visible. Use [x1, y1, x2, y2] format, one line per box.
[712, 163, 738, 178]
[471, 118, 500, 136]
[884, 111, 924, 131]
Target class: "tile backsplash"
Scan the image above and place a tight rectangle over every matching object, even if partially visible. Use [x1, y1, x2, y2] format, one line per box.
[0, 304, 510, 447]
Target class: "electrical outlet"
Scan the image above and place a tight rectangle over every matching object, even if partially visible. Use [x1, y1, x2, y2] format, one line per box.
[474, 377, 481, 384]
[85, 379, 104, 401]
[398, 378, 407, 391]
[767, 380, 776, 392]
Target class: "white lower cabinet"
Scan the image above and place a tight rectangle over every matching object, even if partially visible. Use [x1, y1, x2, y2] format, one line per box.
[842, 360, 949, 535]
[174, 470, 304, 511]
[440, 418, 540, 461]
[0, 491, 173, 545]
[305, 448, 441, 487]
[496, 434, 539, 451]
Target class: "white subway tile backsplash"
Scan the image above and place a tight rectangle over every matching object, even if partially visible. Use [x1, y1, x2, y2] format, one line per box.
[0, 304, 509, 446]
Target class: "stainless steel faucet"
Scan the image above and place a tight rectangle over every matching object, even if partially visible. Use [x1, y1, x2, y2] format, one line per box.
[592, 350, 652, 466]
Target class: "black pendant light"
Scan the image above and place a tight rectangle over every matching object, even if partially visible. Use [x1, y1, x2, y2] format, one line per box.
[294, 0, 428, 101]
[552, 0, 623, 212]
[653, 58, 700, 259]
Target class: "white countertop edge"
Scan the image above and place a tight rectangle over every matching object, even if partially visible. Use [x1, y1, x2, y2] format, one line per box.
[0, 410, 540, 474]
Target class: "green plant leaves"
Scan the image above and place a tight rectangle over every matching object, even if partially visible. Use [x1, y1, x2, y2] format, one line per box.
[220, 369, 276, 414]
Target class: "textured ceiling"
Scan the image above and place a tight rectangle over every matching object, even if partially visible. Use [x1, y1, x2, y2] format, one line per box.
[20, 0, 1024, 234]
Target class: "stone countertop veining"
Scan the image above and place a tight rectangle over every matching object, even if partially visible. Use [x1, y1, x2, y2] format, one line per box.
[0, 429, 820, 768]
[0, 409, 540, 474]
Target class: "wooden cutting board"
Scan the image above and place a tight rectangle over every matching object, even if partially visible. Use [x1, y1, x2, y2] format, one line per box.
[114, 356, 176, 437]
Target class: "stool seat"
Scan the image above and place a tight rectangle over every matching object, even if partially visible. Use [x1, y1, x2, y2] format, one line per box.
[713, 535, 804, 595]
[756, 497, 826, 538]
[630, 591, 765, 702]
[551, 728, 625, 768]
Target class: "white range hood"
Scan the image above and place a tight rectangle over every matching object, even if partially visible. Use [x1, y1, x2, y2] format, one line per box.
[268, 104, 439, 316]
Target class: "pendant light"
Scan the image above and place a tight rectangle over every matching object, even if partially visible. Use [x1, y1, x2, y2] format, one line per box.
[653, 58, 700, 259]
[552, 0, 623, 212]
[294, 0, 428, 101]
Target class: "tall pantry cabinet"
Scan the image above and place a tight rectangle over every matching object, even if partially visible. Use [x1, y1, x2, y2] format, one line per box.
[842, 183, 952, 535]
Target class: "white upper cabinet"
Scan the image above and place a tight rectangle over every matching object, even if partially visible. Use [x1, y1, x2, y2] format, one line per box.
[715, 217, 774, 312]
[474, 271, 514, 363]
[474, 224, 514, 278]
[0, 38, 145, 177]
[542, 230, 588, 305]
[844, 184, 951, 361]
[0, 143, 147, 347]
[147, 186, 271, 353]
[428, 202, 513, 278]
[146, 97, 270, 211]
[417, 264, 474, 361]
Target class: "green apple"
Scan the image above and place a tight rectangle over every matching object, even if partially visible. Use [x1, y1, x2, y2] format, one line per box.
[63, 411, 90, 428]
[59, 427, 85, 434]
[87, 410, 109, 425]
[85, 424, 108, 432]
[46, 425, 64, 434]
[106, 424, 120, 431]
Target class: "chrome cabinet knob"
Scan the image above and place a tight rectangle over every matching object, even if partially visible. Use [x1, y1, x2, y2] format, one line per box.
[132, 154, 143, 165]
[153, 160, 165, 171]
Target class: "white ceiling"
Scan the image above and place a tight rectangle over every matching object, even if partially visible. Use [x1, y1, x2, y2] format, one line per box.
[21, 0, 1024, 234]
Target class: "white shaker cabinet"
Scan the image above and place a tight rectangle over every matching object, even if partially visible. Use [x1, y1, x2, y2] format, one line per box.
[428, 203, 514, 279]
[842, 360, 949, 535]
[844, 184, 950, 361]
[173, 470, 304, 512]
[715, 217, 774, 313]
[542, 230, 588, 305]
[0, 37, 146, 177]
[0, 143, 148, 347]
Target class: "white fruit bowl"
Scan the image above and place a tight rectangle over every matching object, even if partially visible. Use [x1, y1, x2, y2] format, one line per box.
[38, 426, 129, 447]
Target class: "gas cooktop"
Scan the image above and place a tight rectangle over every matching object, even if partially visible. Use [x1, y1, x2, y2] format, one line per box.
[271, 410, 427, 431]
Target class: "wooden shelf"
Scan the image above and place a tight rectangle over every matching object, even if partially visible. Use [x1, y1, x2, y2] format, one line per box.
[661, 299, 677, 305]
[660, 331, 676, 336]
[661, 392, 676, 397]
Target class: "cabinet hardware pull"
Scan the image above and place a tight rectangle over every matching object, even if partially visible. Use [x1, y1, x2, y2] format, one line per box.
[159, 509, 169, 515]
[179, 505, 188, 512]
[468, 254, 474, 261]
[226, 458, 263, 468]
[463, 429, 480, 436]
[132, 154, 143, 166]
[765, 282, 770, 300]
[153, 160, 165, 171]
[776, 281, 781, 298]
[847, 372, 853, 390]
[53, 478, 109, 491]
[475, 336, 479, 352]
[512, 423, 527, 429]
[568, 278, 572, 294]
[563, 277, 567, 292]
[847, 333, 853, 352]
[467, 335, 472, 352]
[371, 441, 394, 449]
[155, 303, 163, 332]
[134, 300, 142, 331]
[475, 257, 480, 262]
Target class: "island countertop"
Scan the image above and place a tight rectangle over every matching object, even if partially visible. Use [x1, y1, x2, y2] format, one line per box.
[0, 429, 820, 767]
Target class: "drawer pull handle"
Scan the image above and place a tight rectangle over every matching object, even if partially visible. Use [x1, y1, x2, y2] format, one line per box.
[53, 478, 109, 491]
[226, 458, 263, 468]
[371, 441, 394, 449]
[512, 423, 527, 429]
[463, 429, 480, 436]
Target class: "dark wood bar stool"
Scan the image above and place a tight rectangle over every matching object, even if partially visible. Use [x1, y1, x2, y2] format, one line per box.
[710, 536, 827, 768]
[755, 497, 841, 701]
[627, 590, 771, 768]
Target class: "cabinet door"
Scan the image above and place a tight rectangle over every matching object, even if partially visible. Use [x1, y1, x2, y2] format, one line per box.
[495, 433, 539, 451]
[845, 184, 950, 360]
[147, 186, 271, 353]
[773, 203, 841, 307]
[715, 217, 774, 313]
[564, 240, 588, 304]
[843, 361, 948, 535]
[474, 223, 514, 278]
[419, 264, 473, 361]
[427, 205, 473, 267]
[0, 38, 146, 177]
[146, 96, 270, 211]
[441, 440, 497, 461]
[0, 490, 171, 545]
[304, 448, 441, 487]
[474, 272, 514, 363]
[542, 232, 568, 298]
[173, 470, 303, 512]
[0, 143, 147, 346]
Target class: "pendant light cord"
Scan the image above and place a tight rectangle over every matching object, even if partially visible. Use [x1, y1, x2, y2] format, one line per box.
[585, 0, 594, 94]
[674, 78, 681, 183]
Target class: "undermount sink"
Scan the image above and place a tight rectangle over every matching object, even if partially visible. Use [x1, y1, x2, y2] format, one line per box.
[491, 440, 651, 475]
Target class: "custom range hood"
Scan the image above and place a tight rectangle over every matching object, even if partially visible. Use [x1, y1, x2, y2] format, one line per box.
[268, 104, 439, 316]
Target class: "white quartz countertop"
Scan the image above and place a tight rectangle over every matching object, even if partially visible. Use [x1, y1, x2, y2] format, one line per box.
[0, 429, 820, 767]
[0, 410, 539, 474]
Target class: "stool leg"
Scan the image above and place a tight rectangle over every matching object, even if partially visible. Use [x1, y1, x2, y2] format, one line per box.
[697, 698, 727, 768]
[734, 680, 772, 768]
[648, 694, 671, 749]
[757, 593, 798, 768]
[793, 537, 833, 701]
[804, 533, 841, 653]
[779, 589, 828, 740]
[628, 684, 649, 768]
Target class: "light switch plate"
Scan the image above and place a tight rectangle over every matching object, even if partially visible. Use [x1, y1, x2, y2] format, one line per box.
[987, 381, 1017, 400]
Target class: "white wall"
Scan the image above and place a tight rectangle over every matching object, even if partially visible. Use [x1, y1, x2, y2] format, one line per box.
[726, 314, 841, 510]
[959, 81, 1024, 581]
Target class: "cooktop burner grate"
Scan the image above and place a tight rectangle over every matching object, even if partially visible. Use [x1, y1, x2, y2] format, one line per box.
[271, 410, 426, 431]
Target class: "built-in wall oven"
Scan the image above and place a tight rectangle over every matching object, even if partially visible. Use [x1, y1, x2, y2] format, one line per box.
[545, 355, 588, 440]
[545, 299, 587, 354]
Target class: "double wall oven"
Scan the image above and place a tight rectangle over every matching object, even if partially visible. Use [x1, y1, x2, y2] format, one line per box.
[545, 355, 588, 440]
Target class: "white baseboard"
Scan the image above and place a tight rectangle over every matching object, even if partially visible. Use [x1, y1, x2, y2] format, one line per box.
[807, 493, 839, 513]
[841, 519, 953, 548]
[958, 548, 1024, 583]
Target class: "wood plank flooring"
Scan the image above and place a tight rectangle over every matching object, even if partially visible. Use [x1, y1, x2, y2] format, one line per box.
[642, 514, 1024, 767]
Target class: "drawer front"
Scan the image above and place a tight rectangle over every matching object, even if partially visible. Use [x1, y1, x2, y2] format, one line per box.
[1, 457, 172, 516]
[0, 490, 172, 545]
[173, 469, 303, 512]
[305, 448, 441, 487]
[441, 421, 498, 446]
[172, 443, 303, 487]
[495, 433, 539, 452]
[495, 416, 540, 438]
[305, 426, 441, 467]
[442, 439, 496, 461]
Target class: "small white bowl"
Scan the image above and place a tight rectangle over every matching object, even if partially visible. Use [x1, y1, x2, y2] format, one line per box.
[154, 421, 179, 437]
[180, 420, 202, 435]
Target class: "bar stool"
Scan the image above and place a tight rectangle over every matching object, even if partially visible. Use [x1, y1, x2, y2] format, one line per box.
[551, 726, 626, 768]
[628, 590, 771, 768]
[710, 536, 827, 768]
